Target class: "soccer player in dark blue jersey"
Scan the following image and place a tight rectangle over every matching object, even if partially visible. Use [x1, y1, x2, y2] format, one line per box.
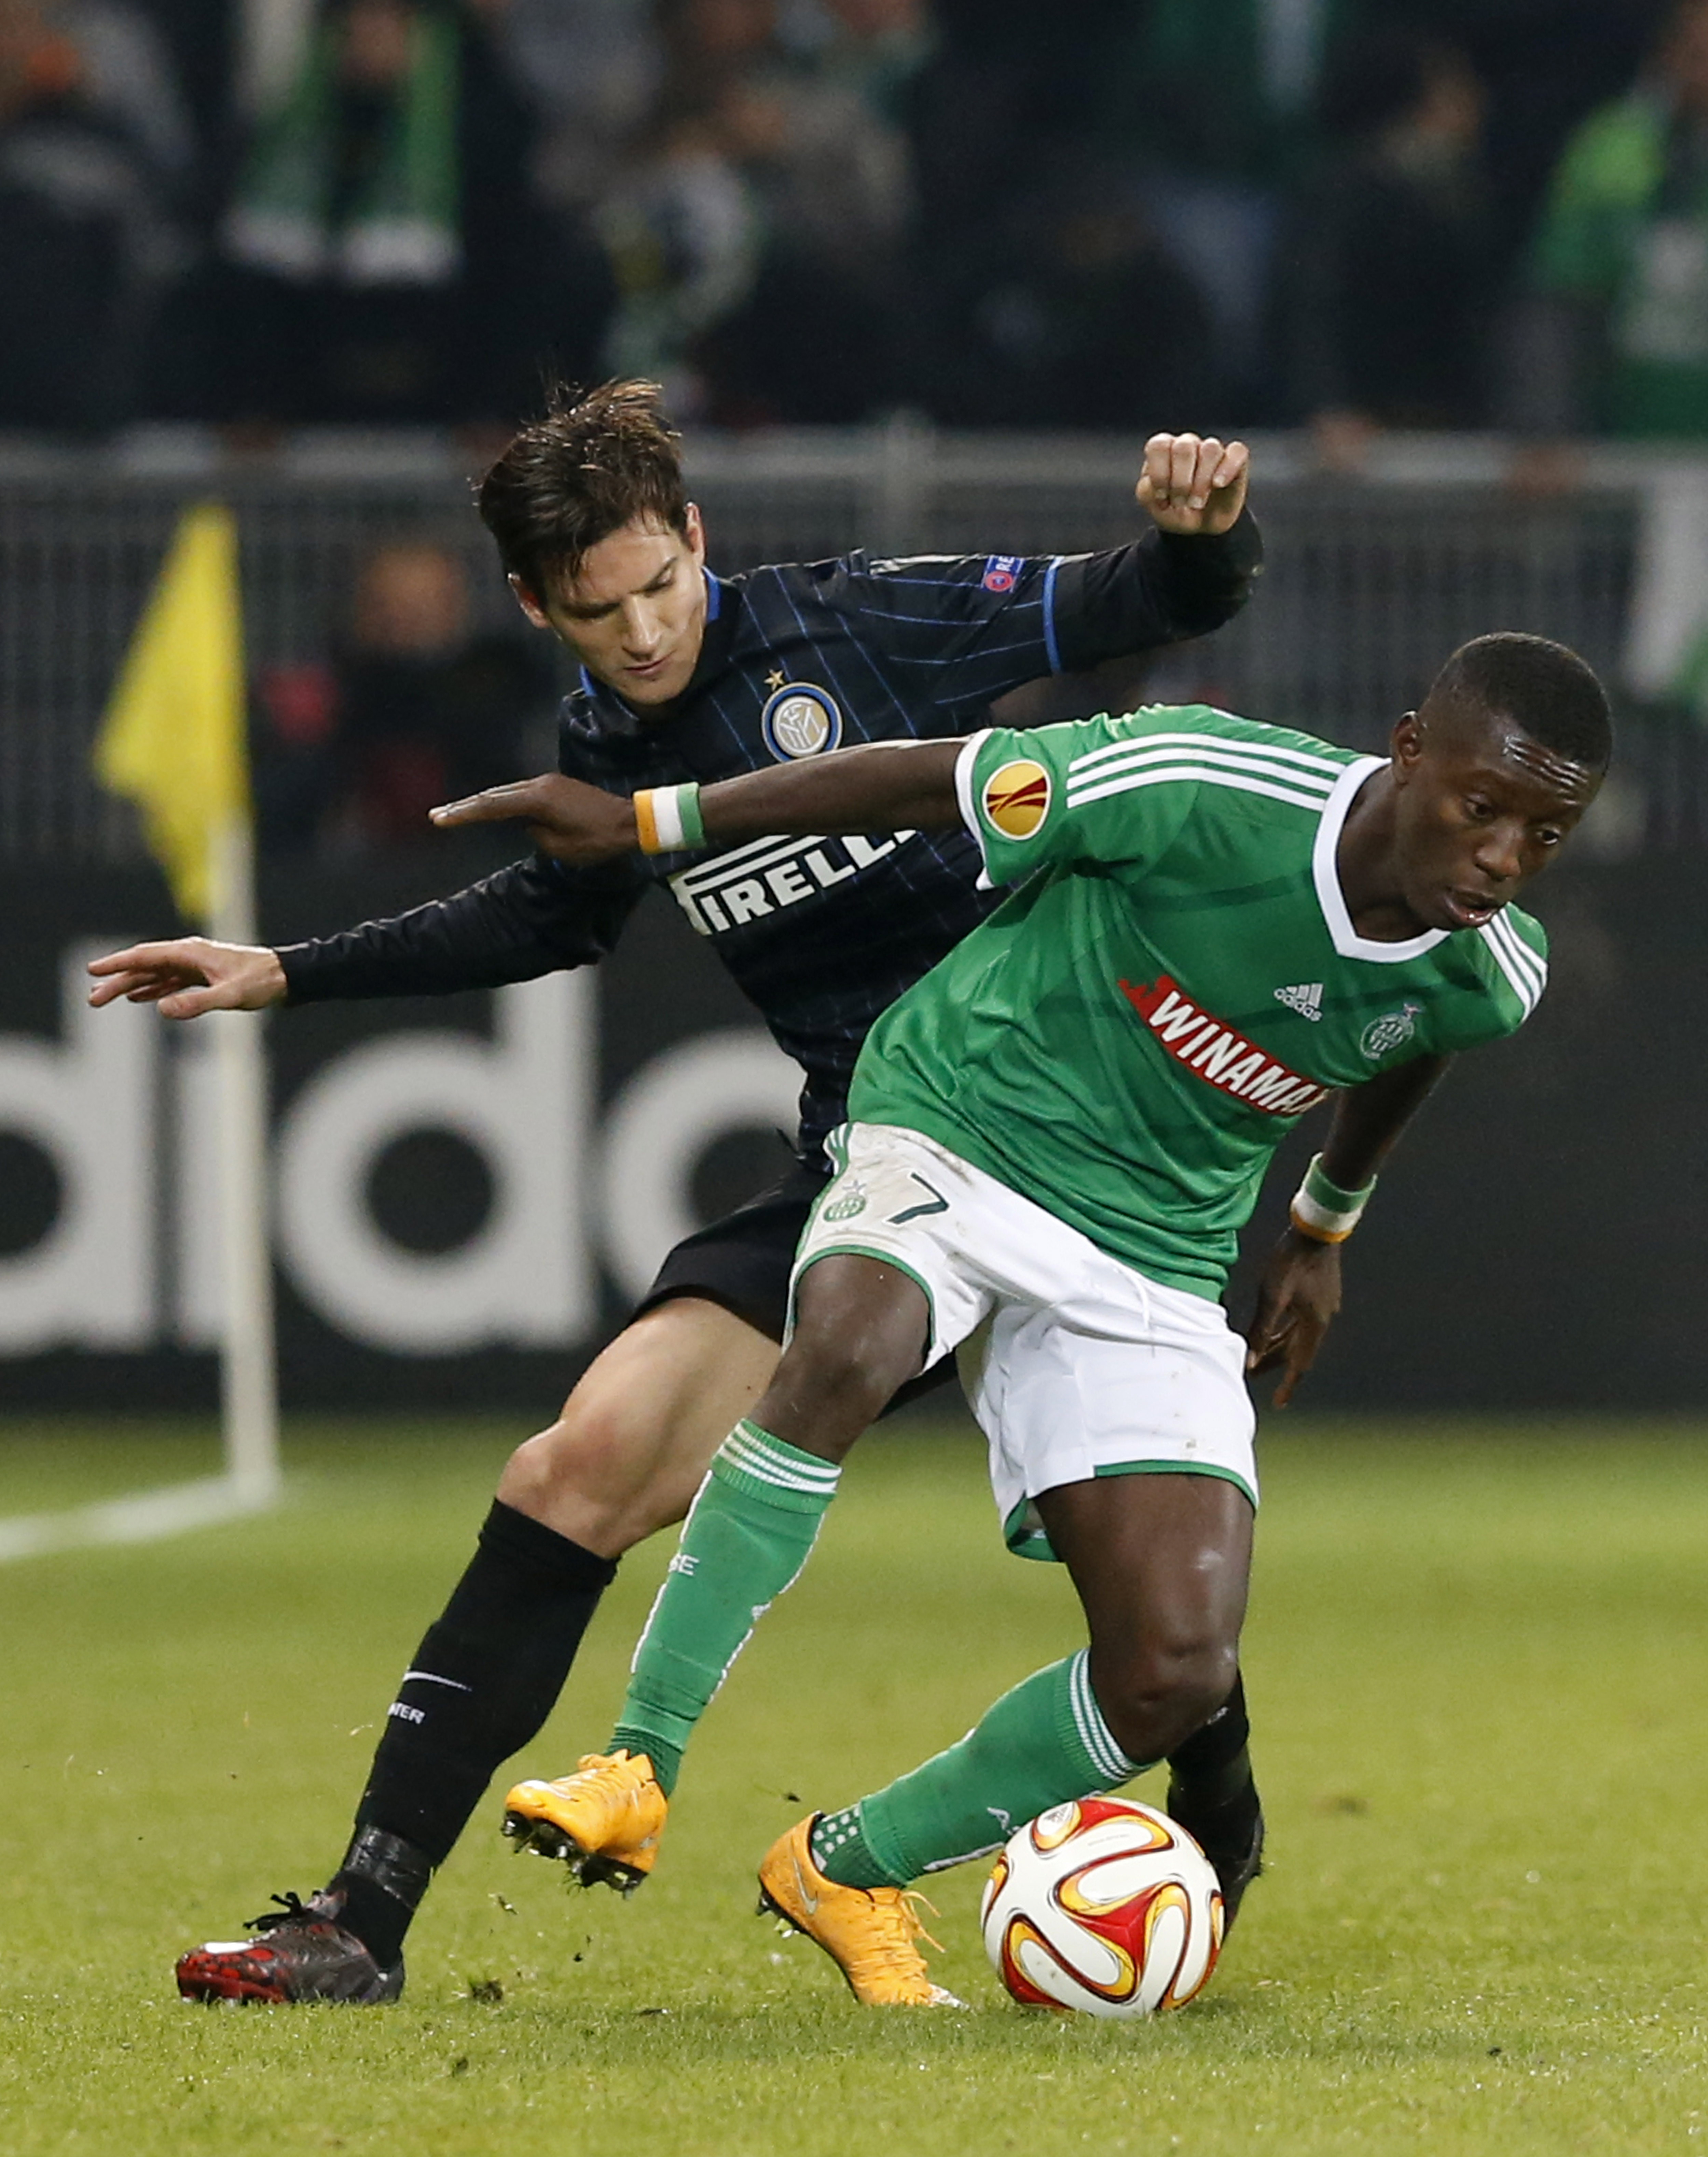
[90, 381, 1264, 2005]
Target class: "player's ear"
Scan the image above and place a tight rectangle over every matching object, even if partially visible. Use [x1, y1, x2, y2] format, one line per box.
[1390, 708, 1424, 782]
[509, 573, 551, 631]
[683, 503, 707, 564]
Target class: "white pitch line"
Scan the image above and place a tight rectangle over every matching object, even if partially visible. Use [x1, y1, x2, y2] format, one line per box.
[0, 1474, 281, 1565]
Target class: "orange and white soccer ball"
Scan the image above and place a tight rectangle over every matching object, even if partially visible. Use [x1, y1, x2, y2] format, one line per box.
[980, 1797, 1224, 2017]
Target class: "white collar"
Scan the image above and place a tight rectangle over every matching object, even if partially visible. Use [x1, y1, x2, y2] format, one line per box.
[1313, 756, 1448, 964]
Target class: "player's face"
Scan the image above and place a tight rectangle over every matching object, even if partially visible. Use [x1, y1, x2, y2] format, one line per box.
[1388, 707, 1600, 932]
[513, 507, 709, 707]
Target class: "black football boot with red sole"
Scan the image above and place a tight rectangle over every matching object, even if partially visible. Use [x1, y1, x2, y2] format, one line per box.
[175, 1890, 403, 2004]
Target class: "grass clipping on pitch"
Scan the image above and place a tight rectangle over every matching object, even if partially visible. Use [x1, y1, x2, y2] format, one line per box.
[0, 1416, 1702, 2156]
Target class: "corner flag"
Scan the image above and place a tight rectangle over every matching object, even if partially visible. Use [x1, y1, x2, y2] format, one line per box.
[89, 500, 280, 1515]
[94, 503, 247, 925]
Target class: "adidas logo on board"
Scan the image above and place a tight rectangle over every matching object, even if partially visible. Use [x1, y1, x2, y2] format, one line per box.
[1274, 982, 1323, 1020]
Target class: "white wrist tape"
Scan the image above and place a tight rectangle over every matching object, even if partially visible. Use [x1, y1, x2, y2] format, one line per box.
[1287, 1153, 1376, 1245]
[634, 782, 705, 855]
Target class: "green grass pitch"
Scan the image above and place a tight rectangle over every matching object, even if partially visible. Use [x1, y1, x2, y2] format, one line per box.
[0, 1415, 1703, 2156]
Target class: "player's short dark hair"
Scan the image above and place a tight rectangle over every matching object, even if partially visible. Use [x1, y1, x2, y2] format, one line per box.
[477, 379, 689, 595]
[1424, 633, 1612, 771]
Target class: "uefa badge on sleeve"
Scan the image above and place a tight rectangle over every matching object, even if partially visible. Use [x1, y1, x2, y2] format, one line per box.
[981, 758, 1051, 840]
[982, 554, 1024, 593]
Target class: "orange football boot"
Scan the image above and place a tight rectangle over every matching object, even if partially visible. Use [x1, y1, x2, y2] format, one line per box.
[757, 1817, 967, 2006]
[502, 1750, 667, 1891]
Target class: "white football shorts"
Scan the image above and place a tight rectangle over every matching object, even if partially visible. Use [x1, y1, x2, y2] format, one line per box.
[790, 1121, 1258, 1560]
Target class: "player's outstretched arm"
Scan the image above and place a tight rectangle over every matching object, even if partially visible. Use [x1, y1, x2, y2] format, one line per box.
[1245, 1055, 1453, 1406]
[92, 862, 642, 1013]
[87, 938, 287, 1020]
[1137, 434, 1250, 536]
[431, 740, 965, 866]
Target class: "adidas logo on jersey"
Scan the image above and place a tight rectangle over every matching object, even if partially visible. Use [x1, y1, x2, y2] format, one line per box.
[1274, 982, 1323, 1020]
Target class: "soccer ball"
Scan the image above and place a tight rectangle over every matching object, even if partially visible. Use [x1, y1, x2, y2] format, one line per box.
[980, 1797, 1224, 2017]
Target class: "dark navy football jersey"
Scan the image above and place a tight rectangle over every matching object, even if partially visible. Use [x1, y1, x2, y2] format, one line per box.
[280, 520, 1262, 1158]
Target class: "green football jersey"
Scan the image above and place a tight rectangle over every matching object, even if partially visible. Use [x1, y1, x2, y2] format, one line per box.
[846, 705, 1548, 1299]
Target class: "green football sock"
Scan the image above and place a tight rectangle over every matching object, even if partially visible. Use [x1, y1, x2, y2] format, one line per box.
[609, 1419, 840, 1795]
[811, 1651, 1148, 1887]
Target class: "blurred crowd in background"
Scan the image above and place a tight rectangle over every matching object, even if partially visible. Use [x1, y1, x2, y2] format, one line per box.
[2, 0, 1706, 449]
[248, 537, 559, 851]
[9, 0, 1708, 854]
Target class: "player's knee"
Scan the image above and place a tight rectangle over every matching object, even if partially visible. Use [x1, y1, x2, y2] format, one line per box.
[499, 1400, 647, 1518]
[789, 1260, 928, 1406]
[772, 1325, 909, 1434]
[1091, 1634, 1239, 1766]
[497, 1423, 576, 1520]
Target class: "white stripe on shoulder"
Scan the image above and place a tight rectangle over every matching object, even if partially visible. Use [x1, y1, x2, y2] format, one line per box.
[1485, 910, 1547, 1002]
[1478, 915, 1545, 1015]
[1066, 763, 1335, 816]
[1489, 910, 1547, 995]
[1067, 740, 1337, 801]
[1068, 728, 1346, 781]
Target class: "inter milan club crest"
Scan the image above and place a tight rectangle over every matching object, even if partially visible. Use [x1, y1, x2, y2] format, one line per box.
[1360, 1001, 1423, 1060]
[761, 681, 842, 760]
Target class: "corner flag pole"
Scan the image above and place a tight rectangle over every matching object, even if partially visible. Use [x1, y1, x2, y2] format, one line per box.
[208, 814, 281, 1503]
[1, 506, 281, 1562]
[94, 502, 281, 1513]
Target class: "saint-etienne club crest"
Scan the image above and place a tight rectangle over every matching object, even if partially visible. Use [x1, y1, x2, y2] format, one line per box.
[822, 1179, 868, 1223]
[761, 679, 843, 760]
[1360, 1001, 1423, 1061]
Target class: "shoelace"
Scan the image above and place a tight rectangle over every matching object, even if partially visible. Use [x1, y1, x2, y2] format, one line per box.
[246, 1890, 331, 1935]
[899, 1890, 946, 1955]
[848, 1888, 946, 1986]
[564, 1751, 660, 1816]
[571, 1749, 650, 1782]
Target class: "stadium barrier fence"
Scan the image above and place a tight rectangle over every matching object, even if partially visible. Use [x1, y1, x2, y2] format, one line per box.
[2, 426, 1704, 865]
[1, 430, 1700, 1422]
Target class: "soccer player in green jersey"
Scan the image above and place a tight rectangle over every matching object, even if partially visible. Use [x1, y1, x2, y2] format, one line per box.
[435, 630, 1609, 2005]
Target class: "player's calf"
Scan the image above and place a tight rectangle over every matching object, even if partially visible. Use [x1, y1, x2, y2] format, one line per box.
[1038, 1471, 1252, 1764]
[757, 1253, 932, 1457]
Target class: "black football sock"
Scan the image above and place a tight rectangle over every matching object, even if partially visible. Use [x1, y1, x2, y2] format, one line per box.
[1165, 1672, 1256, 1815]
[327, 1500, 618, 1966]
[327, 1826, 432, 1969]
